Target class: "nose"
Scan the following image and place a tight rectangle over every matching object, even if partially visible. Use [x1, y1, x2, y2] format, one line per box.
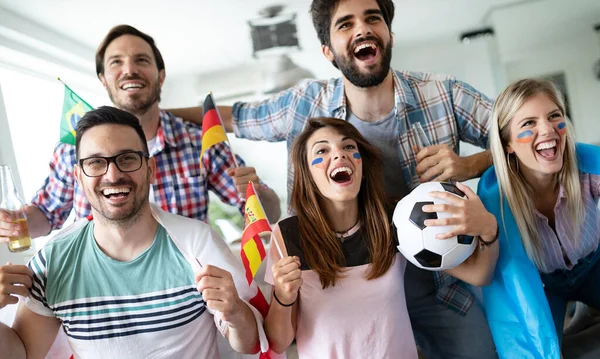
[538, 119, 556, 136]
[121, 58, 138, 76]
[103, 161, 124, 181]
[332, 147, 347, 161]
[355, 19, 373, 39]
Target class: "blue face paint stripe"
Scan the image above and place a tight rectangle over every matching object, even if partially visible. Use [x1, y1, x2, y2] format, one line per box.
[311, 157, 323, 166]
[517, 130, 534, 139]
[557, 122, 566, 130]
[353, 152, 361, 159]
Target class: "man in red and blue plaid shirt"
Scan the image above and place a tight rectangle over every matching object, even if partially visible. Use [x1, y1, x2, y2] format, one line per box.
[5, 24, 280, 239]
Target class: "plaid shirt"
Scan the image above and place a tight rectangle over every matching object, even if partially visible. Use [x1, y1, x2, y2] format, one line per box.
[32, 110, 245, 228]
[232, 70, 493, 315]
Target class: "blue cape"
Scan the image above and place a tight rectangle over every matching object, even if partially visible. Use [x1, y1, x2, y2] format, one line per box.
[477, 143, 600, 359]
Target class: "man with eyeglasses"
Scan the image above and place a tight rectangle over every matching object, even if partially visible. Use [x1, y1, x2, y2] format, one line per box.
[0, 106, 267, 359]
[0, 24, 281, 243]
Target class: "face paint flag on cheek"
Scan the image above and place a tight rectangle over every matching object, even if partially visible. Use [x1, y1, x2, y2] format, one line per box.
[312, 157, 324, 168]
[516, 130, 535, 143]
[557, 122, 567, 134]
[353, 152, 362, 162]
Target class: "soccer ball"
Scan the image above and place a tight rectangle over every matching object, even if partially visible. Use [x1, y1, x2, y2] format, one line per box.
[392, 182, 477, 271]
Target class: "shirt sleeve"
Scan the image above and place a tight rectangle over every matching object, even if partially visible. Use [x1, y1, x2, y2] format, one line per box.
[25, 248, 54, 317]
[231, 84, 304, 142]
[30, 142, 76, 230]
[451, 80, 494, 149]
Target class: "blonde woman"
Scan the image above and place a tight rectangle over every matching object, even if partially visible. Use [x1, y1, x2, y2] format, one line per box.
[478, 78, 600, 359]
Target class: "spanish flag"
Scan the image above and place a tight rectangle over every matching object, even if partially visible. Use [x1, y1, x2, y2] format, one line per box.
[200, 93, 229, 159]
[241, 182, 270, 285]
[59, 80, 93, 145]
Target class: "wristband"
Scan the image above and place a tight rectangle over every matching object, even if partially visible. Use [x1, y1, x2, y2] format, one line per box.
[273, 290, 295, 307]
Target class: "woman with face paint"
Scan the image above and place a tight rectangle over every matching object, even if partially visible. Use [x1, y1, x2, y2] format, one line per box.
[262, 117, 498, 358]
[480, 78, 600, 358]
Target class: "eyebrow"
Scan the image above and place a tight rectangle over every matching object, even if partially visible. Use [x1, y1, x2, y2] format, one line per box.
[517, 108, 561, 125]
[81, 149, 140, 158]
[310, 136, 351, 149]
[333, 8, 383, 28]
[105, 52, 151, 63]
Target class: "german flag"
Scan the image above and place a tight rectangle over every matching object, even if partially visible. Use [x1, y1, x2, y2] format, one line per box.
[200, 93, 229, 159]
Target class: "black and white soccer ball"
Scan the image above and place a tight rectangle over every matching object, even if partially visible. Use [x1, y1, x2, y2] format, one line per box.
[392, 182, 477, 271]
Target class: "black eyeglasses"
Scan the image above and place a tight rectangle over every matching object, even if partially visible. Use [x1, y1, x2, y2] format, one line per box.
[79, 151, 149, 177]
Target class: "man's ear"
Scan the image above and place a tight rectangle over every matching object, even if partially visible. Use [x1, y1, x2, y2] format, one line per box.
[147, 156, 157, 184]
[322, 44, 335, 62]
[158, 69, 165, 88]
[74, 164, 82, 186]
[98, 73, 108, 90]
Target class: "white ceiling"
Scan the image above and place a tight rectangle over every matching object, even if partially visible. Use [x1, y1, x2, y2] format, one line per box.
[1, 0, 574, 78]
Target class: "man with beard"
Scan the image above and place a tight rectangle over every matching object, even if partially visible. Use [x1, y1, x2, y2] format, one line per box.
[171, 0, 498, 357]
[0, 25, 281, 242]
[0, 107, 267, 359]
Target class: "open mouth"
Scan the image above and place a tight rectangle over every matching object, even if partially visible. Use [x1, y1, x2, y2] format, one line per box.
[120, 82, 145, 91]
[353, 42, 378, 61]
[329, 166, 353, 184]
[101, 187, 132, 199]
[535, 140, 557, 159]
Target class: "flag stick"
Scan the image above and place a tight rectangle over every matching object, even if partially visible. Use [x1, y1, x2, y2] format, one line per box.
[210, 92, 239, 167]
[249, 182, 284, 258]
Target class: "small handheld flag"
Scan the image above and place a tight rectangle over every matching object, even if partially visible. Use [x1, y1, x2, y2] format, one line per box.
[58, 78, 93, 145]
[240, 182, 271, 285]
[201, 93, 238, 166]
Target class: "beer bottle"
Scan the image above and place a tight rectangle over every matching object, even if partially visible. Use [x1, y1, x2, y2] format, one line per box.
[0, 165, 31, 252]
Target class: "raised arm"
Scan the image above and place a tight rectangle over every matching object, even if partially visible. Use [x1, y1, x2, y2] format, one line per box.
[0, 263, 60, 359]
[0, 206, 51, 243]
[264, 227, 300, 353]
[7, 302, 61, 359]
[167, 106, 234, 132]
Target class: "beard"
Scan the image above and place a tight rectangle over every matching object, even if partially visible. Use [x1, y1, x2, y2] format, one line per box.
[332, 36, 392, 88]
[108, 74, 162, 116]
[84, 175, 150, 226]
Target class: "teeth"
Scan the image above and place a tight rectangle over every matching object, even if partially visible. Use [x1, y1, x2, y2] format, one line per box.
[330, 167, 353, 178]
[536, 140, 557, 150]
[102, 187, 131, 196]
[122, 83, 143, 90]
[354, 43, 377, 53]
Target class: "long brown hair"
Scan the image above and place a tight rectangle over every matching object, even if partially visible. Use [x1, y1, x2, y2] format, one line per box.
[290, 117, 395, 288]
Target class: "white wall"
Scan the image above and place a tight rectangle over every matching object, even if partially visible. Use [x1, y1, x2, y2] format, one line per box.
[504, 32, 600, 145]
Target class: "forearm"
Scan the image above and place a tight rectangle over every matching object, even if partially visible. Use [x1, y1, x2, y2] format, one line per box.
[0, 322, 26, 359]
[446, 239, 499, 287]
[225, 301, 260, 354]
[265, 296, 297, 353]
[257, 187, 282, 223]
[461, 149, 492, 181]
[166, 106, 234, 132]
[26, 206, 51, 239]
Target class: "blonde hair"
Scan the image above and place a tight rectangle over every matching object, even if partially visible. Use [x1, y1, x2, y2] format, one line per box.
[489, 78, 582, 272]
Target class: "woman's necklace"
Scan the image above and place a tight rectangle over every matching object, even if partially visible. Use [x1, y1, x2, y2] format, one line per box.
[334, 219, 361, 240]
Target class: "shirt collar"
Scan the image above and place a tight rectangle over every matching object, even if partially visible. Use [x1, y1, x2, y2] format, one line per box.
[154, 110, 193, 152]
[328, 69, 418, 118]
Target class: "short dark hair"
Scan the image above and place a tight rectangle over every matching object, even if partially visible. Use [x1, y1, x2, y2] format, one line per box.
[95, 24, 165, 77]
[75, 106, 149, 160]
[310, 0, 395, 47]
